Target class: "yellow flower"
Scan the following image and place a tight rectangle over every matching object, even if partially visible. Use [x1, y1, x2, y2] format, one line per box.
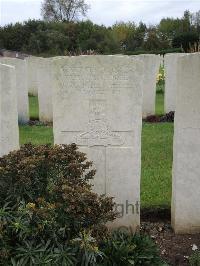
[92, 246, 99, 252]
[26, 203, 36, 209]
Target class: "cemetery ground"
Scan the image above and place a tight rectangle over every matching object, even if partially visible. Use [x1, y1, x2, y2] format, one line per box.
[18, 92, 200, 266]
[21, 92, 171, 209]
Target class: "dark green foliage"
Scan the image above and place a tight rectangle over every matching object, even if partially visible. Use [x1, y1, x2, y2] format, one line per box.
[125, 48, 183, 55]
[0, 144, 167, 265]
[172, 32, 199, 52]
[100, 230, 167, 266]
[0, 20, 120, 55]
[0, 144, 116, 265]
[1, 9, 199, 56]
[189, 251, 200, 266]
[143, 27, 170, 51]
[0, 20, 47, 52]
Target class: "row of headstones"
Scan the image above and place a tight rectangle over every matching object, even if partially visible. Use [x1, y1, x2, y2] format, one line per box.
[0, 54, 168, 125]
[0, 54, 200, 234]
[0, 57, 53, 124]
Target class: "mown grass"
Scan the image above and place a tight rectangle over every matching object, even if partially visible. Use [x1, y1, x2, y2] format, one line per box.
[141, 122, 173, 208]
[156, 93, 164, 116]
[20, 93, 173, 209]
[29, 95, 39, 120]
[19, 125, 53, 145]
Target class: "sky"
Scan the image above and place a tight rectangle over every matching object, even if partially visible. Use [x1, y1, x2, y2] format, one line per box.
[0, 0, 200, 27]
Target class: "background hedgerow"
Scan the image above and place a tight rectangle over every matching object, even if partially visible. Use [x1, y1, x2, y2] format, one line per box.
[0, 10, 199, 56]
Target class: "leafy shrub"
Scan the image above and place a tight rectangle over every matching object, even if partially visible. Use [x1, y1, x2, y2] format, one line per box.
[27, 30, 70, 55]
[0, 144, 116, 265]
[144, 115, 160, 123]
[189, 251, 200, 266]
[0, 144, 165, 265]
[144, 112, 174, 123]
[159, 111, 175, 123]
[99, 230, 167, 266]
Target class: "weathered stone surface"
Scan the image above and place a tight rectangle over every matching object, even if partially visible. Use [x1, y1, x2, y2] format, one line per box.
[172, 53, 200, 234]
[53, 55, 143, 230]
[137, 54, 160, 117]
[26, 56, 40, 96]
[164, 53, 183, 113]
[37, 58, 53, 122]
[0, 58, 29, 124]
[0, 64, 19, 157]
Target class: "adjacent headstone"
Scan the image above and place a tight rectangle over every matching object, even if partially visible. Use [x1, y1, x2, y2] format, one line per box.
[0, 64, 19, 157]
[53, 55, 143, 230]
[26, 56, 40, 96]
[37, 58, 53, 123]
[0, 58, 29, 124]
[172, 53, 200, 234]
[164, 53, 183, 113]
[137, 55, 160, 117]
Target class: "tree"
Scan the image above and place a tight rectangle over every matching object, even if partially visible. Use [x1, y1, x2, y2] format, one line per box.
[112, 22, 136, 50]
[172, 32, 199, 52]
[126, 22, 147, 50]
[41, 0, 90, 22]
[158, 17, 183, 41]
[182, 10, 191, 32]
[142, 26, 169, 51]
[191, 10, 200, 34]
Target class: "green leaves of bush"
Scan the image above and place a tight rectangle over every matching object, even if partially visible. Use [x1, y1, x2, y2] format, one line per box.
[189, 251, 200, 266]
[100, 231, 166, 266]
[0, 144, 165, 265]
[0, 144, 116, 265]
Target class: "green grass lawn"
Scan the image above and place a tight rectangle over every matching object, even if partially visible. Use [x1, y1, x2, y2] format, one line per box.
[20, 93, 173, 209]
[141, 122, 173, 208]
[156, 93, 164, 116]
[29, 95, 39, 120]
[19, 125, 53, 145]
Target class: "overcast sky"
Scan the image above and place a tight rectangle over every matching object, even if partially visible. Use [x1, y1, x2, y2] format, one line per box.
[0, 0, 200, 27]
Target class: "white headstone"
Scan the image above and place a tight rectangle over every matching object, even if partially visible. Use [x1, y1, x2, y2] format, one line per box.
[37, 58, 53, 123]
[137, 54, 160, 117]
[0, 58, 29, 124]
[26, 56, 40, 96]
[164, 53, 183, 113]
[53, 55, 143, 230]
[172, 53, 200, 234]
[0, 64, 19, 157]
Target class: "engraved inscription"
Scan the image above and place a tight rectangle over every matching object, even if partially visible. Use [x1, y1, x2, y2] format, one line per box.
[59, 65, 129, 147]
[76, 120, 124, 147]
[61, 66, 107, 95]
[76, 99, 124, 147]
[111, 67, 133, 94]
